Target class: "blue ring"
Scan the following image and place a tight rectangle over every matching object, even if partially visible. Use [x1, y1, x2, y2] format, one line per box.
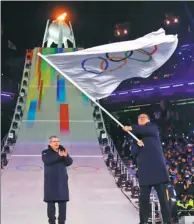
[81, 57, 109, 75]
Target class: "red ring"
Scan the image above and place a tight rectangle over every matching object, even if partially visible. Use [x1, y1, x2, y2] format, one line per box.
[137, 45, 158, 55]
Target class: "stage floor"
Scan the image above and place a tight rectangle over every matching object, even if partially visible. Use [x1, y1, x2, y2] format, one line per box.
[2, 151, 139, 224]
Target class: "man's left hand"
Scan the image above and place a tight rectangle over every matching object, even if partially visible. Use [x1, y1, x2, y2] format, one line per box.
[137, 140, 144, 147]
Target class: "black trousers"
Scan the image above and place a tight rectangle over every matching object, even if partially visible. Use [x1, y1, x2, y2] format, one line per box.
[47, 201, 66, 224]
[139, 183, 171, 223]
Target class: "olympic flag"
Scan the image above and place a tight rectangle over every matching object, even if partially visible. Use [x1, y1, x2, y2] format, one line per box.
[39, 28, 178, 100]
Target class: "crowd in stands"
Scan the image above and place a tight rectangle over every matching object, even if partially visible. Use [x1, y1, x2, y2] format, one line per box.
[106, 99, 194, 215]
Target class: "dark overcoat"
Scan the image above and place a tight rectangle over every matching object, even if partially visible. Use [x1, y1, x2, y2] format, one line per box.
[42, 145, 73, 202]
[131, 122, 170, 186]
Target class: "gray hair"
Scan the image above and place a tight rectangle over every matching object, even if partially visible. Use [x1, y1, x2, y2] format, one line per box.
[49, 136, 59, 142]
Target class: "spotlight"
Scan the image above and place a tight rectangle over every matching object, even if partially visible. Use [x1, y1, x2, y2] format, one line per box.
[22, 80, 28, 87]
[17, 105, 22, 113]
[96, 114, 101, 121]
[116, 30, 120, 36]
[97, 122, 103, 129]
[117, 173, 127, 188]
[25, 63, 31, 69]
[174, 18, 178, 23]
[102, 138, 108, 146]
[99, 133, 107, 145]
[106, 153, 114, 167]
[101, 132, 107, 139]
[131, 177, 139, 198]
[100, 130, 105, 137]
[11, 129, 16, 135]
[7, 130, 16, 145]
[15, 113, 20, 121]
[19, 96, 24, 103]
[166, 20, 170, 25]
[98, 130, 105, 144]
[7, 138, 13, 146]
[94, 106, 99, 112]
[125, 179, 133, 191]
[115, 165, 122, 177]
[104, 145, 111, 154]
[131, 185, 140, 199]
[12, 122, 18, 129]
[117, 177, 122, 187]
[1, 153, 8, 168]
[111, 160, 117, 171]
[24, 72, 29, 78]
[132, 186, 140, 198]
[4, 145, 10, 154]
[20, 88, 26, 96]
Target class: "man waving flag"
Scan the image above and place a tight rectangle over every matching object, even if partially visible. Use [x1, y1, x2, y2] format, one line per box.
[38, 28, 178, 100]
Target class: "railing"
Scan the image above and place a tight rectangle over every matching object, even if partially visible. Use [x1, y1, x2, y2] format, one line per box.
[1, 134, 8, 151]
[1, 49, 33, 157]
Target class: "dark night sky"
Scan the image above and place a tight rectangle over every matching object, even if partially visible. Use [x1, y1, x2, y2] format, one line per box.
[2, 1, 194, 53]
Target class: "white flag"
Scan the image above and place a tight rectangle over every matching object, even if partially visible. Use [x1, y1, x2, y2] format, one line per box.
[39, 28, 178, 100]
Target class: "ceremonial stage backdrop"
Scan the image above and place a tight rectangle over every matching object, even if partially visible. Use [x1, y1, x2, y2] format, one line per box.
[26, 48, 89, 133]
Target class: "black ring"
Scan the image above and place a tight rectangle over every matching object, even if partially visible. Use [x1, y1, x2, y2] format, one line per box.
[105, 51, 134, 62]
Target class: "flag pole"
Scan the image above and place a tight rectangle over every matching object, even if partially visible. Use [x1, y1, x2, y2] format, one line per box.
[38, 53, 140, 142]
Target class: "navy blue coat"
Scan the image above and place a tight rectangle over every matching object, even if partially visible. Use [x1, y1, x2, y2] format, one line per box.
[131, 122, 170, 186]
[42, 145, 73, 202]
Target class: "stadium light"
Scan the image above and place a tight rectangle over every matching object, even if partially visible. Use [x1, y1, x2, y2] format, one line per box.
[117, 30, 120, 36]
[165, 15, 179, 26]
[174, 18, 179, 23]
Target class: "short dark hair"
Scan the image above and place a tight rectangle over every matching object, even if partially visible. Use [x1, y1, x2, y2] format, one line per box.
[138, 113, 150, 120]
[49, 136, 58, 142]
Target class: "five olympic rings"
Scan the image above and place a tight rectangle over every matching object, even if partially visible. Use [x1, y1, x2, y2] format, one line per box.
[81, 46, 158, 75]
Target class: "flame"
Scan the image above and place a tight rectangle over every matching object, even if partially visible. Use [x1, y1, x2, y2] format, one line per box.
[57, 12, 67, 21]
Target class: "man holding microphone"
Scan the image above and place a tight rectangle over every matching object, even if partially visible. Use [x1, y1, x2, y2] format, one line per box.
[42, 136, 73, 224]
[123, 113, 171, 224]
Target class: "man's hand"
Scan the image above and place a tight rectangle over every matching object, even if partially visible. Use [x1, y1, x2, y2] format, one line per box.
[122, 126, 132, 132]
[59, 150, 64, 157]
[59, 150, 68, 157]
[137, 140, 144, 147]
[63, 150, 68, 157]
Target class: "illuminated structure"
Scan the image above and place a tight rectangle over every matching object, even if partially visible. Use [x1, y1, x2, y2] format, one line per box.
[114, 22, 130, 39]
[42, 12, 76, 48]
[164, 14, 180, 26]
